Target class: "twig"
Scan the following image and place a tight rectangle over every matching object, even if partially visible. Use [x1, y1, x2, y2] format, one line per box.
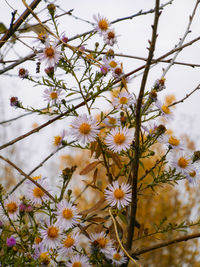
[0, 155, 55, 202]
[0, 0, 42, 48]
[132, 232, 200, 256]
[169, 83, 200, 107]
[127, 0, 160, 251]
[109, 208, 141, 267]
[8, 144, 66, 196]
[162, 0, 200, 77]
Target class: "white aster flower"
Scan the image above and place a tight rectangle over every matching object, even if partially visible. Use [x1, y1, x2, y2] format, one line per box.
[93, 14, 110, 36]
[103, 57, 119, 70]
[59, 232, 80, 255]
[185, 163, 200, 184]
[90, 231, 113, 254]
[66, 254, 90, 267]
[158, 133, 184, 150]
[106, 249, 127, 266]
[40, 222, 61, 250]
[0, 195, 19, 222]
[112, 92, 135, 110]
[38, 39, 61, 66]
[170, 151, 193, 175]
[103, 28, 118, 46]
[104, 180, 131, 210]
[105, 126, 133, 153]
[155, 100, 173, 120]
[55, 200, 81, 230]
[26, 176, 51, 205]
[71, 114, 99, 145]
[43, 87, 64, 105]
[33, 243, 51, 265]
[102, 116, 120, 128]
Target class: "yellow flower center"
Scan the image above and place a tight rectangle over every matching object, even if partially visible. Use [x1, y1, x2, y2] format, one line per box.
[98, 19, 109, 31]
[114, 133, 126, 145]
[161, 105, 170, 114]
[47, 226, 59, 239]
[62, 208, 73, 219]
[63, 236, 75, 248]
[35, 236, 42, 244]
[50, 92, 58, 100]
[114, 188, 125, 199]
[97, 237, 107, 248]
[109, 61, 117, 68]
[168, 136, 180, 146]
[113, 253, 121, 261]
[33, 175, 42, 180]
[6, 202, 18, 213]
[119, 97, 128, 104]
[189, 170, 196, 178]
[54, 136, 62, 146]
[79, 123, 91, 134]
[108, 31, 115, 39]
[108, 117, 116, 125]
[114, 67, 123, 76]
[33, 187, 45, 198]
[72, 262, 82, 267]
[40, 252, 50, 265]
[178, 157, 189, 168]
[45, 47, 55, 58]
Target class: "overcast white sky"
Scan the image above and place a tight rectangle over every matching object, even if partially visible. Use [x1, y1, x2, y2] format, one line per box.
[0, 0, 200, 176]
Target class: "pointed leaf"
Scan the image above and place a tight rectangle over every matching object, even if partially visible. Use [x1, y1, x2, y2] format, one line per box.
[79, 161, 100, 175]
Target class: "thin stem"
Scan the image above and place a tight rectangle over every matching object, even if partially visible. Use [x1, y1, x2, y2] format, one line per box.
[127, 0, 160, 251]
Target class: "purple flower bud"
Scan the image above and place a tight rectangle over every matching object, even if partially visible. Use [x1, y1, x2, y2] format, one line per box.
[18, 68, 29, 79]
[45, 66, 54, 78]
[19, 203, 26, 212]
[0, 221, 3, 227]
[62, 34, 68, 43]
[79, 45, 85, 51]
[25, 205, 33, 212]
[100, 65, 109, 75]
[10, 97, 20, 108]
[6, 236, 16, 247]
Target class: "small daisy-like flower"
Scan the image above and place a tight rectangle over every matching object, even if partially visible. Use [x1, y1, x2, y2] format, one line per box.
[103, 28, 118, 46]
[66, 254, 90, 267]
[53, 130, 65, 149]
[170, 151, 193, 175]
[43, 87, 64, 105]
[0, 196, 19, 222]
[26, 176, 51, 205]
[105, 126, 133, 153]
[112, 92, 135, 110]
[106, 249, 127, 266]
[55, 200, 81, 230]
[93, 14, 110, 36]
[185, 164, 199, 184]
[40, 222, 60, 250]
[59, 232, 79, 255]
[90, 231, 113, 254]
[104, 180, 131, 209]
[33, 243, 51, 265]
[18, 68, 28, 79]
[103, 57, 119, 70]
[156, 100, 173, 120]
[153, 77, 166, 91]
[158, 134, 184, 150]
[103, 116, 120, 128]
[38, 40, 61, 66]
[112, 65, 124, 79]
[71, 114, 99, 145]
